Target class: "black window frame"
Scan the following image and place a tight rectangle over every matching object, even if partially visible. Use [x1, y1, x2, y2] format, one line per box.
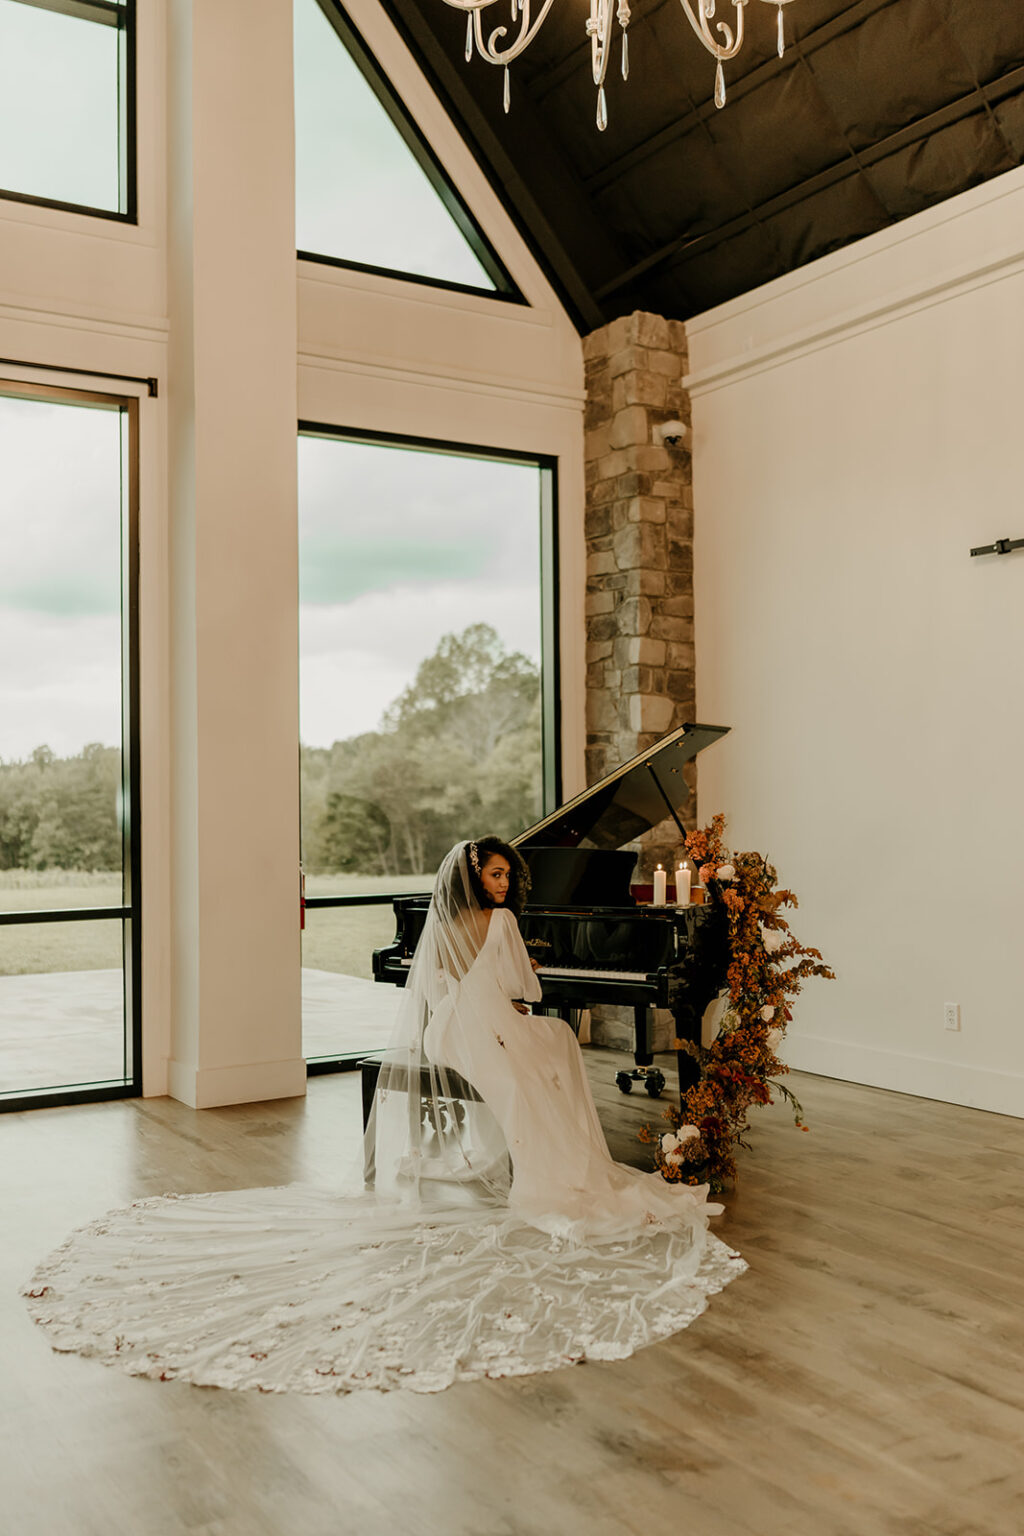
[296, 0, 523, 304]
[0, 0, 137, 224]
[297, 420, 560, 1073]
[0, 377, 142, 1113]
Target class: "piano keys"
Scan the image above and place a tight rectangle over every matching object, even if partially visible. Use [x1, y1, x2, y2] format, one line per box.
[372, 721, 731, 1104]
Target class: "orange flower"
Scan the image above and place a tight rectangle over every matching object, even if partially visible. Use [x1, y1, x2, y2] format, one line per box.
[644, 815, 832, 1191]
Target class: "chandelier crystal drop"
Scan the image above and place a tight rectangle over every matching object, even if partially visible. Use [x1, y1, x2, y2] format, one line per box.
[442, 0, 798, 130]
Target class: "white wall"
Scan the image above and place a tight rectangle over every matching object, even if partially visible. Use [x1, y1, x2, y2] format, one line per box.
[688, 168, 1024, 1118]
[0, 0, 584, 1106]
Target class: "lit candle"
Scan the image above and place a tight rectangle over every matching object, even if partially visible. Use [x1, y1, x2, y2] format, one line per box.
[675, 862, 691, 906]
[652, 864, 667, 906]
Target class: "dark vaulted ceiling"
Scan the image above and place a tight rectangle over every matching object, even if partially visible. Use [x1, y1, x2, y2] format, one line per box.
[379, 0, 1024, 330]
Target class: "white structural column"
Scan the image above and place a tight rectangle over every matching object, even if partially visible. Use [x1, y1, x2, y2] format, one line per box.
[165, 0, 303, 1107]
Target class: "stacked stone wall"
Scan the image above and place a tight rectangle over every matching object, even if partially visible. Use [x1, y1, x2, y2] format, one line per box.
[583, 310, 696, 1051]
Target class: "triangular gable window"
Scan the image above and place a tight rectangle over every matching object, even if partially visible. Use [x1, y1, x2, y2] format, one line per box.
[295, 0, 518, 298]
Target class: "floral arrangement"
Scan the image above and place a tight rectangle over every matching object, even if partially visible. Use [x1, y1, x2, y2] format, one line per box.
[640, 814, 834, 1191]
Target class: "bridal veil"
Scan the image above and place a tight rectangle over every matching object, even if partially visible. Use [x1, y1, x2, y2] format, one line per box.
[21, 841, 745, 1394]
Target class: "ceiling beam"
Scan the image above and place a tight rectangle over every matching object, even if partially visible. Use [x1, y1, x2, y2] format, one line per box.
[581, 0, 896, 198]
[595, 61, 1024, 302]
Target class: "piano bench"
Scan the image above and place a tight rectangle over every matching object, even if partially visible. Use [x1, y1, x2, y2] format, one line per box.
[358, 1055, 484, 1186]
[358, 1049, 483, 1127]
[357, 1054, 483, 1127]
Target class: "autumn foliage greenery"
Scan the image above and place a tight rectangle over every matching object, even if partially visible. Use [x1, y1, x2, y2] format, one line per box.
[0, 744, 122, 872]
[641, 814, 835, 1191]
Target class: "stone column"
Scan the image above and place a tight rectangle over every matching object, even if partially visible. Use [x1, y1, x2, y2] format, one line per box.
[583, 311, 695, 1050]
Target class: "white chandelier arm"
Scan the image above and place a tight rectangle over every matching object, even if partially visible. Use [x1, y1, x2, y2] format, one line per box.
[676, 0, 747, 62]
[467, 0, 559, 65]
[437, 0, 792, 130]
[437, 0, 504, 65]
[588, 0, 615, 89]
[438, 0, 502, 15]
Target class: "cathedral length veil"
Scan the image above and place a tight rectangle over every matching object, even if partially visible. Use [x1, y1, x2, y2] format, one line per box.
[21, 843, 746, 1395]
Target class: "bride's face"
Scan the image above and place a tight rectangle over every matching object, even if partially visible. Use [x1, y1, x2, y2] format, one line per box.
[479, 855, 511, 905]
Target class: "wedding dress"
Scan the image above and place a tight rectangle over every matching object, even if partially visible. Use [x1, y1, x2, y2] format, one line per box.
[22, 843, 745, 1394]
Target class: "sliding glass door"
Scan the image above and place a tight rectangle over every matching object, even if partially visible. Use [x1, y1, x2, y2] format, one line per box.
[0, 381, 140, 1110]
[298, 427, 558, 1068]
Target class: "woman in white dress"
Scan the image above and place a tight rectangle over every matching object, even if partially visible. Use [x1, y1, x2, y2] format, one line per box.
[418, 838, 720, 1237]
[22, 840, 744, 1395]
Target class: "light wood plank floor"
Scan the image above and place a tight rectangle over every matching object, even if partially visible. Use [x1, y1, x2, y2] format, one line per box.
[3, 1052, 1023, 1536]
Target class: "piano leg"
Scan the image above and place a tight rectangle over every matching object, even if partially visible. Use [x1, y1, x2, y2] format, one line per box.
[673, 1004, 701, 1105]
[614, 1008, 667, 1098]
[633, 1004, 652, 1069]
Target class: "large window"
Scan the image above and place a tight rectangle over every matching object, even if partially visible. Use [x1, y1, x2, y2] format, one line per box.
[298, 428, 557, 1066]
[0, 0, 135, 219]
[0, 381, 139, 1110]
[294, 0, 516, 297]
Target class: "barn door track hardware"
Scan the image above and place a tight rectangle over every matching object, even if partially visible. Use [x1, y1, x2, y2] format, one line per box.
[970, 536, 1024, 558]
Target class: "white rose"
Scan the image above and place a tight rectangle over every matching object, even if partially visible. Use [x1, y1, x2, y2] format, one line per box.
[716, 863, 736, 881]
[760, 1005, 775, 1022]
[767, 1027, 784, 1051]
[665, 1150, 685, 1165]
[718, 1008, 741, 1036]
[760, 926, 786, 954]
[676, 1124, 701, 1143]
[660, 1133, 679, 1153]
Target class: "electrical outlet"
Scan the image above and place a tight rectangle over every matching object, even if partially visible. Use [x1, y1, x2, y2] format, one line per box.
[944, 1002, 961, 1032]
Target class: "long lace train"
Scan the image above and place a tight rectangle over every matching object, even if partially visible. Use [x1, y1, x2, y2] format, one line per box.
[22, 1183, 746, 1395]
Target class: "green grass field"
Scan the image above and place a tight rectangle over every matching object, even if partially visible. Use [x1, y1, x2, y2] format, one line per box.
[302, 873, 432, 979]
[0, 872, 123, 975]
[0, 870, 433, 978]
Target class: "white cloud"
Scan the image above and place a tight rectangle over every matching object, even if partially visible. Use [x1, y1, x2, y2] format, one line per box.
[0, 391, 124, 760]
[0, 610, 121, 761]
[0, 396, 121, 615]
[0, 4, 119, 210]
[0, 392, 547, 763]
[300, 579, 539, 746]
[297, 440, 546, 746]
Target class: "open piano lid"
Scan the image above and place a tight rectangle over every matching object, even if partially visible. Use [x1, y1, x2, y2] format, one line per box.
[514, 722, 729, 852]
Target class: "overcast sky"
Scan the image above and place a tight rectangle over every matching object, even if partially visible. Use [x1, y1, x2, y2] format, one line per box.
[0, 2, 119, 210]
[298, 438, 542, 749]
[0, 397, 123, 762]
[0, 398, 542, 761]
[294, 0, 494, 287]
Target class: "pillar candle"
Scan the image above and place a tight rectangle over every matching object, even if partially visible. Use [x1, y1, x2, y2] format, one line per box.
[652, 864, 667, 906]
[675, 863, 691, 906]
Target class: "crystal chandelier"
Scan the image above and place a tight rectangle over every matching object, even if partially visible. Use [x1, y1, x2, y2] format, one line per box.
[441, 0, 798, 130]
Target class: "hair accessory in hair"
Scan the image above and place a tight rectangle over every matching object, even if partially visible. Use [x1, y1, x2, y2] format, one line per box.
[467, 841, 481, 876]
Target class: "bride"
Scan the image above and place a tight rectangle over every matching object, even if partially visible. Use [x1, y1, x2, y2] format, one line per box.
[22, 839, 745, 1395]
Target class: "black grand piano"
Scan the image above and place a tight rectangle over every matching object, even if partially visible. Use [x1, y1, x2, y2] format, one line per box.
[372, 722, 731, 1104]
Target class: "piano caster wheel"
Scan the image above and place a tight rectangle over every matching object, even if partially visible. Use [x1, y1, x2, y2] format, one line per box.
[616, 1067, 666, 1097]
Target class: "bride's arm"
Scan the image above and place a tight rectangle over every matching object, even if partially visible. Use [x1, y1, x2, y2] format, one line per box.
[495, 909, 544, 1005]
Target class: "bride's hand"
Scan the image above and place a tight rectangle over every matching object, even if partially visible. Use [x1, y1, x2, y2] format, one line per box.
[512, 1001, 530, 1015]
[529, 958, 541, 972]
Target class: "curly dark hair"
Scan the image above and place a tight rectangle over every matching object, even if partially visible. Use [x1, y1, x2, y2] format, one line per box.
[466, 836, 532, 915]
